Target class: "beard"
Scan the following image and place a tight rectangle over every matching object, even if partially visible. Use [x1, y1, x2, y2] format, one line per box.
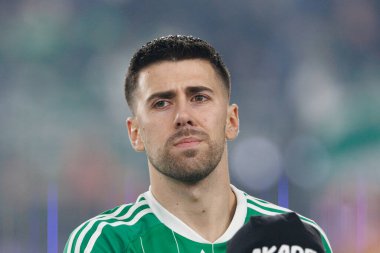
[147, 128, 225, 184]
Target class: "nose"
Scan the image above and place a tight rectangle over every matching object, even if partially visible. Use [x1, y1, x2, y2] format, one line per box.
[174, 102, 194, 129]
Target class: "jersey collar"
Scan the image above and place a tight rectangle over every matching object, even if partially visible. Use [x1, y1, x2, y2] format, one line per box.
[143, 185, 247, 244]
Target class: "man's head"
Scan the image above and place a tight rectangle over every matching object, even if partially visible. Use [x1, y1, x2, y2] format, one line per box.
[125, 35, 231, 113]
[125, 35, 239, 185]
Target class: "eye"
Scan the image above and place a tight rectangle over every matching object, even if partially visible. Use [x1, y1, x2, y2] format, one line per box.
[152, 100, 170, 109]
[192, 94, 209, 103]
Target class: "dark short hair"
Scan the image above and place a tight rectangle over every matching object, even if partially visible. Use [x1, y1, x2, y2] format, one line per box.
[124, 35, 231, 112]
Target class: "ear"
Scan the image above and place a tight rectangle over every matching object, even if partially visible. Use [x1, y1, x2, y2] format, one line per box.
[225, 104, 239, 140]
[126, 117, 145, 152]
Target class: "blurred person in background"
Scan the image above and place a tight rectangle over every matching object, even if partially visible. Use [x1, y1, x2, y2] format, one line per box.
[64, 35, 332, 253]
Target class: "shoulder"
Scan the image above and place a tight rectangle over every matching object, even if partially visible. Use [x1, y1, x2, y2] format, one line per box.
[64, 195, 159, 253]
[243, 192, 333, 253]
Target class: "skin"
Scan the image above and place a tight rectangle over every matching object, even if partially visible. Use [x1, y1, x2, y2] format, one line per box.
[127, 59, 239, 242]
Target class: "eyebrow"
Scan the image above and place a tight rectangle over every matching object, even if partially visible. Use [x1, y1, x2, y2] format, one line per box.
[185, 86, 214, 96]
[146, 90, 176, 104]
[146, 85, 214, 103]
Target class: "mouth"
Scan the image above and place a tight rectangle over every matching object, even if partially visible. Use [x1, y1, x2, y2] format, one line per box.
[173, 137, 202, 148]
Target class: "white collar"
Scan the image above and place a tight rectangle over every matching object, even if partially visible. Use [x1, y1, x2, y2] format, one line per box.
[143, 185, 247, 244]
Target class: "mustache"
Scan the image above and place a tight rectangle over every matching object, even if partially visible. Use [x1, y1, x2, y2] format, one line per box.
[167, 128, 209, 145]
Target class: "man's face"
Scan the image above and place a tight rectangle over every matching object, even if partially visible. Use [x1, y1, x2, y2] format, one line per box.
[127, 59, 239, 184]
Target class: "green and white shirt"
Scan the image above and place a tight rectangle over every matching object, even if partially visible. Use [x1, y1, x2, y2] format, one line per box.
[64, 185, 332, 253]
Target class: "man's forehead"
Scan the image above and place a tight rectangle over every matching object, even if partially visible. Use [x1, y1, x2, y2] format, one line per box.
[136, 59, 222, 96]
[138, 59, 217, 79]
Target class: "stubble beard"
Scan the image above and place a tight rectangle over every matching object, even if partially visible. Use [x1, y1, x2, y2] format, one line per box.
[147, 128, 225, 184]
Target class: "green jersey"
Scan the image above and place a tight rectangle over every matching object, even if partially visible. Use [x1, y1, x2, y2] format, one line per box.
[64, 185, 332, 253]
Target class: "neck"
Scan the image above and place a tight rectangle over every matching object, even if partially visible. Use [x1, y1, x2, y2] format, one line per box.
[149, 150, 236, 242]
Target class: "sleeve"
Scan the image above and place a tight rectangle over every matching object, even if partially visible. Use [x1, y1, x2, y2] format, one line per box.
[63, 220, 129, 253]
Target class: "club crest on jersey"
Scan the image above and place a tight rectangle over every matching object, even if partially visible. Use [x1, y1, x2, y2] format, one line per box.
[252, 245, 317, 253]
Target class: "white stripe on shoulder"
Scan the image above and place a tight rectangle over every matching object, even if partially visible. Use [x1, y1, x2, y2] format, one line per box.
[301, 219, 332, 250]
[66, 203, 130, 253]
[84, 208, 153, 253]
[136, 194, 145, 202]
[246, 195, 291, 213]
[246, 203, 331, 250]
[73, 200, 148, 253]
[246, 195, 319, 225]
[247, 203, 281, 216]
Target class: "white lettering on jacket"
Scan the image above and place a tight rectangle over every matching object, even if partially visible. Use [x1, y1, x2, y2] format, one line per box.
[251, 245, 317, 253]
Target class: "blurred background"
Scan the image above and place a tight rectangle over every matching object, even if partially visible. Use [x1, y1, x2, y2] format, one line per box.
[1, 0, 380, 252]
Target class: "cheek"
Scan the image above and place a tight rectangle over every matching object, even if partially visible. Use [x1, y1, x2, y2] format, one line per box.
[141, 123, 168, 146]
[202, 113, 226, 136]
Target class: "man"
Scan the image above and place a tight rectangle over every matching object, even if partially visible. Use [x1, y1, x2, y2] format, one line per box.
[64, 35, 332, 253]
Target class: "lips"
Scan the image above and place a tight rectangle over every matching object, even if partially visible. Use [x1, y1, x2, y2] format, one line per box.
[173, 137, 202, 148]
